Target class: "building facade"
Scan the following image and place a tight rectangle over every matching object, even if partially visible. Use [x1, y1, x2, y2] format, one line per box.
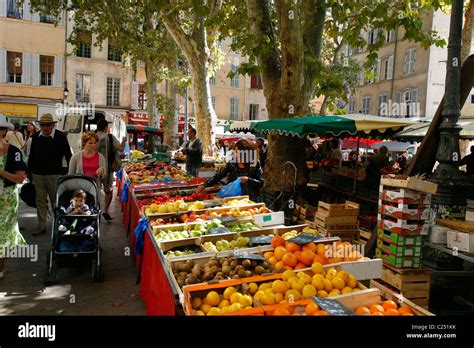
[0, 0, 65, 124]
[345, 10, 450, 119]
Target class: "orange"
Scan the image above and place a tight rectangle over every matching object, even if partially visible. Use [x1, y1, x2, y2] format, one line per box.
[274, 246, 287, 261]
[272, 280, 288, 294]
[294, 250, 302, 261]
[347, 275, 358, 288]
[300, 250, 316, 266]
[313, 254, 328, 265]
[282, 253, 298, 267]
[372, 311, 385, 316]
[274, 293, 284, 303]
[272, 308, 290, 316]
[385, 308, 400, 316]
[282, 269, 296, 281]
[331, 276, 345, 290]
[382, 300, 398, 312]
[305, 302, 319, 315]
[401, 312, 414, 316]
[311, 277, 325, 291]
[263, 251, 274, 260]
[271, 235, 286, 248]
[398, 306, 414, 315]
[317, 290, 329, 298]
[295, 262, 307, 270]
[274, 261, 285, 272]
[200, 304, 212, 314]
[206, 291, 220, 306]
[285, 289, 302, 302]
[191, 297, 202, 309]
[268, 256, 278, 266]
[302, 242, 317, 253]
[323, 279, 333, 292]
[291, 279, 305, 292]
[260, 292, 276, 305]
[311, 262, 324, 275]
[370, 304, 385, 314]
[336, 271, 350, 284]
[313, 310, 330, 316]
[302, 284, 317, 298]
[354, 306, 371, 315]
[285, 242, 301, 253]
[316, 243, 326, 257]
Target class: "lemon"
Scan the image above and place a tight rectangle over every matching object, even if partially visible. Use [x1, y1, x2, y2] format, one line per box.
[347, 275, 358, 288]
[207, 307, 221, 316]
[218, 300, 230, 309]
[206, 291, 220, 307]
[195, 310, 205, 316]
[302, 284, 317, 299]
[230, 292, 243, 305]
[323, 279, 333, 292]
[272, 280, 288, 294]
[317, 290, 329, 298]
[291, 279, 305, 292]
[311, 277, 325, 291]
[331, 276, 345, 290]
[223, 286, 237, 300]
[248, 282, 258, 295]
[239, 295, 253, 307]
[341, 287, 353, 294]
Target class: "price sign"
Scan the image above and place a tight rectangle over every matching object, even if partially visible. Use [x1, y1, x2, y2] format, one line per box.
[208, 227, 231, 235]
[232, 252, 265, 261]
[311, 297, 354, 316]
[217, 216, 237, 223]
[288, 233, 322, 245]
[249, 235, 273, 246]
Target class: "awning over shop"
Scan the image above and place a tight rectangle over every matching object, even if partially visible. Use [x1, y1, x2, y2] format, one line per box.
[395, 118, 474, 140]
[0, 102, 37, 118]
[372, 141, 413, 152]
[252, 114, 416, 138]
[229, 120, 264, 132]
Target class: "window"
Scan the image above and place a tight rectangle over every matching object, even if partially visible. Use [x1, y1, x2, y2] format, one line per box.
[76, 32, 92, 58]
[358, 71, 364, 86]
[230, 64, 239, 88]
[348, 97, 356, 113]
[345, 44, 352, 57]
[378, 93, 388, 116]
[138, 84, 147, 110]
[404, 48, 416, 75]
[402, 88, 418, 117]
[368, 29, 377, 45]
[7, 0, 22, 19]
[383, 55, 394, 80]
[386, 30, 396, 43]
[471, 94, 474, 104]
[230, 97, 239, 120]
[211, 96, 216, 111]
[40, 55, 54, 86]
[362, 96, 371, 114]
[250, 75, 263, 89]
[106, 77, 120, 106]
[40, 14, 56, 23]
[7, 51, 22, 83]
[209, 75, 216, 85]
[249, 104, 258, 120]
[107, 39, 122, 62]
[76, 74, 91, 103]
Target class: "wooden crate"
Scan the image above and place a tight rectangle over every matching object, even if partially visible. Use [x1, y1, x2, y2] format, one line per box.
[370, 278, 431, 311]
[304, 220, 318, 230]
[318, 227, 360, 241]
[381, 176, 438, 195]
[317, 200, 360, 217]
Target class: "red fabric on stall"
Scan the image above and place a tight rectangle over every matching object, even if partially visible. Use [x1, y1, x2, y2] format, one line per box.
[140, 230, 176, 315]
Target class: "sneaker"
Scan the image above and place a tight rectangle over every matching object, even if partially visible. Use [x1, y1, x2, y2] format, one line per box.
[102, 213, 113, 221]
[33, 227, 46, 236]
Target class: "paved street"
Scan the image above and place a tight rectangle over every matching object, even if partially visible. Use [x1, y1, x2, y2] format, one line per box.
[0, 189, 146, 315]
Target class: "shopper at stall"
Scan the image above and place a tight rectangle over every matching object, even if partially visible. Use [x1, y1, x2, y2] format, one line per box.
[255, 137, 267, 169]
[196, 139, 264, 201]
[329, 139, 342, 164]
[5, 122, 25, 151]
[68, 131, 106, 179]
[177, 127, 202, 177]
[0, 115, 27, 279]
[28, 113, 72, 236]
[397, 151, 409, 172]
[24, 122, 38, 159]
[460, 145, 474, 176]
[96, 119, 126, 221]
[364, 145, 390, 185]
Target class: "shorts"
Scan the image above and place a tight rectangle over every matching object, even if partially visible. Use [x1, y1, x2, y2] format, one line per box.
[102, 172, 114, 193]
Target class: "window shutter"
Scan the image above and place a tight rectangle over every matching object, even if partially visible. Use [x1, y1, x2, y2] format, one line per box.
[396, 91, 401, 103]
[376, 59, 381, 82]
[8, 52, 22, 74]
[53, 56, 62, 87]
[31, 54, 40, 86]
[410, 88, 418, 103]
[0, 50, 6, 83]
[0, 0, 6, 16]
[131, 81, 139, 110]
[22, 0, 31, 20]
[403, 52, 408, 75]
[22, 52, 31, 84]
[387, 55, 394, 80]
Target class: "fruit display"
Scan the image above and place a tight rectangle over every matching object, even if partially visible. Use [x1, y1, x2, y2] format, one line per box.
[172, 256, 273, 288]
[145, 200, 191, 215]
[222, 198, 254, 207]
[354, 300, 416, 316]
[155, 230, 190, 242]
[125, 161, 191, 183]
[209, 206, 272, 219]
[264, 237, 366, 271]
[130, 150, 146, 160]
[155, 219, 228, 242]
[187, 267, 361, 316]
[166, 250, 195, 259]
[202, 236, 251, 252]
[138, 193, 216, 210]
[228, 222, 259, 233]
[265, 301, 330, 316]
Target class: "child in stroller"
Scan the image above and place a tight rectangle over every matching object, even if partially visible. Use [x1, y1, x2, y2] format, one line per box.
[65, 189, 92, 216]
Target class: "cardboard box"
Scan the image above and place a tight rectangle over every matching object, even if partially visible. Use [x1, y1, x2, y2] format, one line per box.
[447, 229, 474, 253]
[377, 228, 423, 246]
[379, 187, 431, 205]
[376, 248, 420, 268]
[429, 225, 448, 244]
[381, 176, 438, 194]
[379, 204, 431, 221]
[377, 238, 421, 257]
[378, 218, 431, 235]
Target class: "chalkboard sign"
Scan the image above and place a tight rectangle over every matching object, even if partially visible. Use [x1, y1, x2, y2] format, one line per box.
[208, 227, 231, 235]
[311, 297, 354, 316]
[288, 233, 322, 245]
[217, 216, 237, 223]
[232, 252, 265, 261]
[249, 235, 273, 246]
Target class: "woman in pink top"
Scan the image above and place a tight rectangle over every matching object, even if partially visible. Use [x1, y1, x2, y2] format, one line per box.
[68, 131, 106, 179]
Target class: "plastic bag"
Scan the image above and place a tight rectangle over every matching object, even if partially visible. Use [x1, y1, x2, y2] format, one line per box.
[217, 177, 242, 198]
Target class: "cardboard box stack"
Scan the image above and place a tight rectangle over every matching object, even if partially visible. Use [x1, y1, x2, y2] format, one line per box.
[315, 200, 360, 241]
[376, 176, 437, 269]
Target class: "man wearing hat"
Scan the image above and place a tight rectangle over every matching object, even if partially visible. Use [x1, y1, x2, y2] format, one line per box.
[28, 113, 72, 235]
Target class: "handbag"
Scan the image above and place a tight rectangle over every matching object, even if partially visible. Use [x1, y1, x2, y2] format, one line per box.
[20, 182, 36, 208]
[108, 134, 122, 172]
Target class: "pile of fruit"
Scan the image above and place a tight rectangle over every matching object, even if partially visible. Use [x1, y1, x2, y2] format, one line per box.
[202, 236, 251, 252]
[266, 302, 329, 316]
[155, 230, 189, 242]
[155, 219, 228, 241]
[228, 222, 259, 233]
[130, 150, 146, 160]
[165, 250, 195, 259]
[209, 206, 272, 219]
[280, 227, 318, 240]
[173, 257, 273, 288]
[125, 162, 190, 183]
[354, 300, 416, 316]
[222, 198, 254, 207]
[189, 267, 361, 316]
[263, 236, 366, 271]
[145, 200, 208, 215]
[138, 193, 215, 210]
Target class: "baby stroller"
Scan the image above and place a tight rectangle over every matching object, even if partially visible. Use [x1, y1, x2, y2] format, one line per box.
[44, 174, 104, 284]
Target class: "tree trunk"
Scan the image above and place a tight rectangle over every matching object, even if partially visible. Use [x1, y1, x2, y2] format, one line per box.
[145, 59, 159, 128]
[163, 80, 179, 150]
[461, 0, 474, 64]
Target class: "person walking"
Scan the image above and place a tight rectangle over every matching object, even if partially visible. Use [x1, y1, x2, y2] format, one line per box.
[460, 145, 474, 176]
[177, 127, 202, 177]
[0, 115, 28, 279]
[96, 119, 125, 221]
[5, 122, 25, 151]
[68, 131, 106, 179]
[28, 113, 72, 236]
[24, 122, 38, 160]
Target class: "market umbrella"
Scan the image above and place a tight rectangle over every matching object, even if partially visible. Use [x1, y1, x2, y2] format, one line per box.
[341, 137, 381, 149]
[371, 141, 413, 152]
[395, 117, 474, 141]
[229, 120, 265, 132]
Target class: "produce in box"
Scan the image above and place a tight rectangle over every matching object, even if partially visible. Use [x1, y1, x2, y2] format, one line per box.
[354, 300, 416, 316]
